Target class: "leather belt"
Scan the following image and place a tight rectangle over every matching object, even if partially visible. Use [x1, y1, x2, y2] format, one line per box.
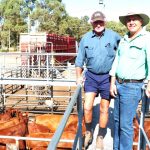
[116, 76, 144, 84]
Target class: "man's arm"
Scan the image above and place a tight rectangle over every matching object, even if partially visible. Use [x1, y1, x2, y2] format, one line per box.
[145, 33, 150, 98]
[145, 80, 150, 98]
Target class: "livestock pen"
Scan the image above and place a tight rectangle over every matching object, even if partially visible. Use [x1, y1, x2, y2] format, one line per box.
[0, 52, 149, 150]
[0, 52, 86, 149]
[0, 52, 78, 113]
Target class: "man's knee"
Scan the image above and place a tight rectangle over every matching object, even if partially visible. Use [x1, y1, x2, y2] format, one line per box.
[84, 106, 93, 113]
[100, 106, 109, 114]
[100, 99, 110, 114]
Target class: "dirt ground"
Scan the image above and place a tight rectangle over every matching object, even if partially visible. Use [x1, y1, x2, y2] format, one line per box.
[3, 84, 83, 115]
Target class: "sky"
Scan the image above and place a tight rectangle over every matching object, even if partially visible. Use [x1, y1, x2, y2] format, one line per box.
[62, 0, 150, 22]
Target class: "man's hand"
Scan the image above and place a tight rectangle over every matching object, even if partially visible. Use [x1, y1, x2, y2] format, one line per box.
[110, 83, 117, 97]
[110, 76, 117, 97]
[76, 76, 84, 85]
[75, 67, 84, 85]
[145, 80, 150, 98]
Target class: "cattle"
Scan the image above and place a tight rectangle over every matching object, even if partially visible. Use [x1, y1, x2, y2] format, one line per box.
[26, 131, 76, 149]
[0, 117, 20, 130]
[0, 108, 17, 123]
[0, 110, 28, 150]
[0, 121, 27, 150]
[28, 122, 50, 134]
[32, 147, 47, 150]
[133, 117, 150, 150]
[0, 144, 6, 150]
[26, 114, 85, 149]
[0, 110, 85, 149]
[35, 114, 86, 134]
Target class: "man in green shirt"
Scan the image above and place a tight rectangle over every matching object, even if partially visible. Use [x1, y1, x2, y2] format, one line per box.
[109, 12, 150, 150]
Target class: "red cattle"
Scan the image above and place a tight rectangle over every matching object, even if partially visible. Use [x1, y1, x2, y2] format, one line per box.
[133, 118, 150, 150]
[0, 110, 85, 149]
[26, 131, 75, 149]
[0, 145, 6, 150]
[0, 108, 15, 123]
[32, 147, 47, 150]
[0, 110, 28, 150]
[28, 122, 50, 134]
[0, 121, 27, 149]
[35, 114, 86, 134]
[27, 114, 85, 149]
[0, 117, 20, 130]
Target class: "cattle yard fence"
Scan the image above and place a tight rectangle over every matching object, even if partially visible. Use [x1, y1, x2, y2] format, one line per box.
[0, 52, 149, 149]
[0, 52, 77, 113]
[0, 52, 84, 149]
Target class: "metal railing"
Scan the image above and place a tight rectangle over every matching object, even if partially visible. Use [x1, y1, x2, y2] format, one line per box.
[0, 52, 78, 112]
[0, 52, 84, 149]
[47, 84, 83, 150]
[0, 52, 76, 81]
[0, 84, 83, 150]
[137, 84, 150, 150]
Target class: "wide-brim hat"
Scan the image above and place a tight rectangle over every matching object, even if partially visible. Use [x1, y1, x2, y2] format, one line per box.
[119, 12, 149, 26]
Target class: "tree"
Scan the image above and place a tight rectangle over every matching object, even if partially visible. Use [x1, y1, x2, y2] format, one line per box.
[106, 21, 127, 37]
[146, 22, 150, 32]
[0, 0, 27, 50]
[30, 1, 91, 41]
[0, 0, 91, 49]
[31, 0, 67, 33]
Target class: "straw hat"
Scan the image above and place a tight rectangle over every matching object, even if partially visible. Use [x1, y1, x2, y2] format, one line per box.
[119, 12, 149, 26]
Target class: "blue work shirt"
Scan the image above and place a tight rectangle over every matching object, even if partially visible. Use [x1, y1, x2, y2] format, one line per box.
[75, 29, 121, 74]
[110, 29, 150, 80]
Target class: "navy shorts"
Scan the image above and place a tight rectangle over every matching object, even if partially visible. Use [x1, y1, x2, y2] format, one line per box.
[84, 70, 111, 100]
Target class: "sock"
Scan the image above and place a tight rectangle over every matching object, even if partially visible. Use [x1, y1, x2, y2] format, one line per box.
[98, 127, 107, 137]
[85, 122, 92, 132]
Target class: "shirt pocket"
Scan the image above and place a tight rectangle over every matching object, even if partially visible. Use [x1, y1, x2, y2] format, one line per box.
[84, 46, 94, 58]
[106, 44, 115, 57]
[129, 44, 144, 59]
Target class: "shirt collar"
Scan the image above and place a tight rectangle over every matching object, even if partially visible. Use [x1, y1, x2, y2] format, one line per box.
[91, 29, 105, 38]
[124, 28, 147, 41]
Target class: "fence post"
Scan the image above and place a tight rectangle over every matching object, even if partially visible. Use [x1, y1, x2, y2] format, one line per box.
[73, 85, 83, 150]
[138, 84, 150, 150]
[47, 85, 82, 150]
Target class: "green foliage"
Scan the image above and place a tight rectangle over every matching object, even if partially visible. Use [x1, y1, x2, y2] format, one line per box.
[0, 0, 91, 49]
[0, 0, 149, 51]
[146, 23, 150, 32]
[106, 21, 127, 37]
[0, 0, 27, 49]
[64, 16, 91, 42]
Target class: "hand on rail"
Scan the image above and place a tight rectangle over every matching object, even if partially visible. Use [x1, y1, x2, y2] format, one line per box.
[76, 76, 85, 86]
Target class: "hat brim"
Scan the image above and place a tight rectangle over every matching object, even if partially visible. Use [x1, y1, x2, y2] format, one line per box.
[119, 13, 149, 26]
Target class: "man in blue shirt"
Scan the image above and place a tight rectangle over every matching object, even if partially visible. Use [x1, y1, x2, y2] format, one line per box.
[110, 12, 150, 150]
[75, 11, 121, 149]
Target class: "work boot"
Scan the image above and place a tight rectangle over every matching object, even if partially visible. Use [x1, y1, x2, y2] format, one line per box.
[84, 131, 93, 149]
[96, 136, 104, 150]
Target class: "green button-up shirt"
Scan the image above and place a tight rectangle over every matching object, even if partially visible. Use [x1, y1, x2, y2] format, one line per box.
[110, 29, 150, 80]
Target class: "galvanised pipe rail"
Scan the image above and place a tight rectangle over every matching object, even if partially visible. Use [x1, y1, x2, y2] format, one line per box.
[138, 84, 150, 150]
[0, 85, 82, 149]
[47, 84, 83, 150]
[72, 84, 83, 150]
[0, 135, 73, 150]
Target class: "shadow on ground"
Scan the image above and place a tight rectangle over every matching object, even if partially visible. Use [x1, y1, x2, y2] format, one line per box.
[86, 99, 114, 150]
